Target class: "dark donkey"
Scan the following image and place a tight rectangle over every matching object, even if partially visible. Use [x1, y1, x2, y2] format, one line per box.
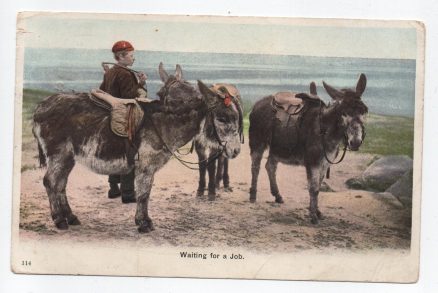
[249, 74, 368, 224]
[32, 63, 238, 233]
[194, 83, 244, 200]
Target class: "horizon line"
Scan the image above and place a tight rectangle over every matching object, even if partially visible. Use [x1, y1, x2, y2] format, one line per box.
[24, 46, 417, 61]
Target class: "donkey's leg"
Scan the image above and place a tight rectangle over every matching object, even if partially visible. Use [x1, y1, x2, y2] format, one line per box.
[306, 165, 323, 224]
[265, 156, 284, 203]
[315, 161, 330, 220]
[249, 149, 263, 202]
[215, 156, 224, 189]
[57, 153, 80, 225]
[222, 158, 232, 192]
[59, 187, 81, 226]
[135, 171, 155, 233]
[207, 157, 217, 201]
[43, 152, 76, 229]
[196, 142, 207, 197]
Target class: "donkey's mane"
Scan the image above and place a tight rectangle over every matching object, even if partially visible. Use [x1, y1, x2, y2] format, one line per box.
[335, 96, 368, 115]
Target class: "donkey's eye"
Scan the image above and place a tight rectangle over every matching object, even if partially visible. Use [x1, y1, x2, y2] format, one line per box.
[217, 117, 227, 123]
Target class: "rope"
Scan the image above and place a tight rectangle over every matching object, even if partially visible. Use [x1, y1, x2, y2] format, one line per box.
[148, 115, 224, 171]
[175, 140, 195, 155]
[101, 62, 142, 74]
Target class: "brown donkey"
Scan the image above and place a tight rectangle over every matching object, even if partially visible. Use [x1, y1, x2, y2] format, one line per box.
[248, 74, 368, 224]
[32, 63, 240, 233]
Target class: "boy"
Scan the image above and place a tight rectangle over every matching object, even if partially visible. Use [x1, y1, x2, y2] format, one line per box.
[98, 40, 147, 203]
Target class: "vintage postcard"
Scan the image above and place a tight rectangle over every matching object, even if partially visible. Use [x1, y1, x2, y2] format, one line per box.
[12, 12, 424, 282]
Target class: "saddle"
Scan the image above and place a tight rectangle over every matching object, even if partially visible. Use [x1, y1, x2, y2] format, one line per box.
[89, 92, 145, 166]
[89, 92, 144, 140]
[272, 91, 321, 127]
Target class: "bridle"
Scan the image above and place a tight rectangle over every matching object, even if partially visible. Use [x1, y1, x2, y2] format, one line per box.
[318, 101, 366, 165]
[148, 81, 243, 170]
[210, 95, 245, 146]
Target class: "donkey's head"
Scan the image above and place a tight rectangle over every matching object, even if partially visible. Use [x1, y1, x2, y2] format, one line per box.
[323, 74, 368, 151]
[157, 63, 203, 107]
[196, 80, 243, 159]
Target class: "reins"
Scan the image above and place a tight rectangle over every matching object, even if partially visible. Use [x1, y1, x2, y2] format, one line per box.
[318, 101, 348, 165]
[159, 93, 244, 170]
[147, 104, 225, 171]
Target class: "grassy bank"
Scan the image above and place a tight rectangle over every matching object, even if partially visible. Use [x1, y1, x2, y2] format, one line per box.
[22, 89, 53, 120]
[22, 88, 414, 158]
[359, 113, 414, 158]
[21, 89, 54, 171]
[22, 89, 53, 141]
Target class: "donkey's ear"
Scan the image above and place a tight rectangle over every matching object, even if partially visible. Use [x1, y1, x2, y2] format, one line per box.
[356, 73, 367, 97]
[158, 62, 169, 83]
[198, 80, 217, 107]
[309, 81, 317, 95]
[323, 81, 342, 100]
[175, 64, 183, 81]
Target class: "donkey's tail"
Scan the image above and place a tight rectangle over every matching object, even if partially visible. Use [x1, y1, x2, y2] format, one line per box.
[248, 96, 274, 154]
[32, 124, 47, 168]
[37, 142, 47, 168]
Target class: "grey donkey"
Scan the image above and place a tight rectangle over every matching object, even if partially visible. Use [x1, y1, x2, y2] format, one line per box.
[194, 83, 244, 200]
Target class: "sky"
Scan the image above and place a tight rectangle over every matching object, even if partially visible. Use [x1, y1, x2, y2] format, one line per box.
[18, 12, 419, 59]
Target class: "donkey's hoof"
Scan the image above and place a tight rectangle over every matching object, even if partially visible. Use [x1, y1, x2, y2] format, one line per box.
[196, 190, 204, 197]
[316, 210, 324, 220]
[224, 186, 233, 192]
[275, 196, 284, 204]
[138, 225, 152, 233]
[55, 220, 69, 230]
[310, 215, 319, 225]
[138, 222, 155, 233]
[208, 193, 216, 201]
[67, 215, 81, 225]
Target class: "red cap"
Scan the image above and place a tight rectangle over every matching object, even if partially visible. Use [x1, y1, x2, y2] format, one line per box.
[112, 41, 134, 53]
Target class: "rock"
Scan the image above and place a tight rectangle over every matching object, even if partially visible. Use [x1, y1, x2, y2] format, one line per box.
[386, 169, 413, 208]
[361, 155, 413, 191]
[345, 178, 364, 190]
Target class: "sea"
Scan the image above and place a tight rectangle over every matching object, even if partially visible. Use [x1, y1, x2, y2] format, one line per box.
[23, 48, 416, 117]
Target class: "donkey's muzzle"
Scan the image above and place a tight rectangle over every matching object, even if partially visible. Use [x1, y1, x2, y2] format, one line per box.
[348, 138, 362, 151]
[225, 147, 241, 159]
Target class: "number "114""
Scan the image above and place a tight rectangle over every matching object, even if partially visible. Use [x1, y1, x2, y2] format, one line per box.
[21, 260, 31, 266]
